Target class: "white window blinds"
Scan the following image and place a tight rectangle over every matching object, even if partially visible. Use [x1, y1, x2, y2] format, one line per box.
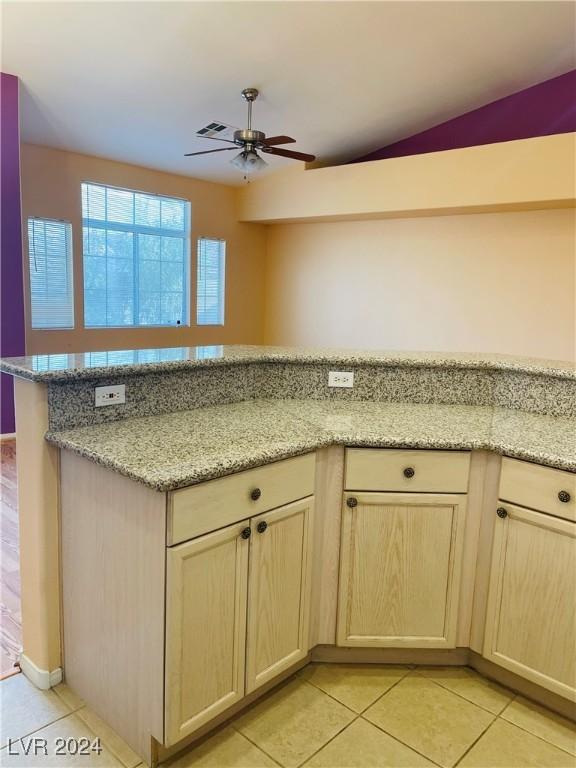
[197, 237, 225, 325]
[82, 183, 191, 328]
[27, 218, 74, 329]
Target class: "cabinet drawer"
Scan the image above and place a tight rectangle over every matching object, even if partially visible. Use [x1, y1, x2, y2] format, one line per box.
[345, 449, 470, 493]
[499, 458, 576, 522]
[168, 453, 315, 545]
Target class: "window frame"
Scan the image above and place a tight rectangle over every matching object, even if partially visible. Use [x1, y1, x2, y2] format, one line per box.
[81, 181, 191, 330]
[26, 216, 75, 331]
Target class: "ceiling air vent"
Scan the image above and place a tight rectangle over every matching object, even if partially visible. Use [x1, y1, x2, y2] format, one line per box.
[195, 122, 238, 141]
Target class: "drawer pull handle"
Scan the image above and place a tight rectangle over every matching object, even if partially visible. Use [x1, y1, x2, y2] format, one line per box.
[347, 497, 358, 508]
[240, 527, 252, 540]
[496, 507, 508, 519]
[256, 521, 268, 534]
[403, 467, 415, 478]
[558, 490, 571, 503]
[250, 488, 262, 501]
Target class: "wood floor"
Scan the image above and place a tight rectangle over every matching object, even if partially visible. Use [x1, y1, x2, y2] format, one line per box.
[1, 439, 21, 678]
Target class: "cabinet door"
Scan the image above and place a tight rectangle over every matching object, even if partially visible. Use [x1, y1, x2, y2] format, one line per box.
[165, 521, 249, 745]
[337, 493, 466, 648]
[246, 497, 314, 693]
[483, 503, 576, 701]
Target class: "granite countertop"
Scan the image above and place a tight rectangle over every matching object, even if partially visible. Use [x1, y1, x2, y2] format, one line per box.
[46, 399, 576, 491]
[3, 344, 575, 382]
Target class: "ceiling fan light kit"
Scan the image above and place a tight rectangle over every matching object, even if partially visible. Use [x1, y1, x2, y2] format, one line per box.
[231, 149, 268, 172]
[185, 87, 316, 173]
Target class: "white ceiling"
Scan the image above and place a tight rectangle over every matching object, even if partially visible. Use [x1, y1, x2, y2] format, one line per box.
[2, 1, 575, 186]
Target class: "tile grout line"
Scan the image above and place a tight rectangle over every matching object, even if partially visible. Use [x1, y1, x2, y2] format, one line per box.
[298, 669, 454, 767]
[357, 713, 444, 768]
[229, 726, 285, 768]
[296, 712, 365, 768]
[496, 708, 576, 759]
[452, 715, 500, 767]
[290, 672, 446, 768]
[52, 690, 140, 768]
[234, 713, 356, 768]
[306, 672, 444, 768]
[0, 709, 82, 751]
[1, 686, 133, 768]
[298, 669, 411, 716]
[358, 671, 492, 768]
[231, 679, 359, 768]
[294, 678, 367, 716]
[357, 668, 426, 716]
[411, 669, 515, 717]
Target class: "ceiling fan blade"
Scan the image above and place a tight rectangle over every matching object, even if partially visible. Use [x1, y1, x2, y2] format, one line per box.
[198, 135, 238, 145]
[262, 147, 316, 162]
[184, 147, 237, 157]
[262, 135, 296, 146]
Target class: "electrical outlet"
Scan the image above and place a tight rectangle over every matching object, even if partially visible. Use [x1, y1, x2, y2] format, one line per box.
[328, 371, 354, 388]
[95, 384, 126, 407]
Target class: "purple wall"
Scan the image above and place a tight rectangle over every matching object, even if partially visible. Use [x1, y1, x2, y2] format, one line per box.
[1, 73, 25, 434]
[352, 69, 576, 163]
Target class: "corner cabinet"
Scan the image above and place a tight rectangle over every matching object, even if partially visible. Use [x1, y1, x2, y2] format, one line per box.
[337, 450, 469, 649]
[60, 444, 575, 768]
[164, 456, 315, 747]
[483, 458, 576, 702]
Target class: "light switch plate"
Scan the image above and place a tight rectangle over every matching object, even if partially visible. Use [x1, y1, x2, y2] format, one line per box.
[328, 371, 354, 388]
[95, 384, 126, 407]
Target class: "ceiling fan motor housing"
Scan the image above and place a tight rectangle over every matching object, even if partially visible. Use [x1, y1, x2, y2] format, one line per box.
[234, 128, 266, 147]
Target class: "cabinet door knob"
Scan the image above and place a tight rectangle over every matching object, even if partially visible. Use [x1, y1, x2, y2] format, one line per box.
[240, 527, 252, 539]
[403, 467, 415, 478]
[558, 490, 571, 503]
[496, 507, 508, 519]
[250, 488, 262, 501]
[347, 497, 358, 508]
[256, 521, 267, 534]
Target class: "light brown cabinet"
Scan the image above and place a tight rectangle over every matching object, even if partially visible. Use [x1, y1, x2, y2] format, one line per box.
[246, 498, 314, 693]
[337, 492, 466, 648]
[483, 501, 576, 702]
[60, 446, 575, 767]
[165, 522, 250, 745]
[165, 496, 314, 745]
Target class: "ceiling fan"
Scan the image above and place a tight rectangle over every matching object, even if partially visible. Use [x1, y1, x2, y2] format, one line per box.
[185, 88, 316, 173]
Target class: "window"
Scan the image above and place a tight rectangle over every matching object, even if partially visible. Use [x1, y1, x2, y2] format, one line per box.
[82, 183, 190, 328]
[83, 348, 187, 368]
[197, 237, 225, 325]
[27, 218, 74, 329]
[32, 354, 71, 371]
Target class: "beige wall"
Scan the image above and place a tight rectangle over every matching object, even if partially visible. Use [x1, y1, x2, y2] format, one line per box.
[21, 144, 267, 354]
[239, 134, 576, 223]
[20, 144, 576, 362]
[264, 209, 576, 361]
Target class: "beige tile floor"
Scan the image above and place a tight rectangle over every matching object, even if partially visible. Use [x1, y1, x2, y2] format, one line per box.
[1, 666, 575, 768]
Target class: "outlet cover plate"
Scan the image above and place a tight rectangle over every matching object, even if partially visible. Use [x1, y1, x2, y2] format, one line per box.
[95, 384, 126, 407]
[328, 371, 354, 388]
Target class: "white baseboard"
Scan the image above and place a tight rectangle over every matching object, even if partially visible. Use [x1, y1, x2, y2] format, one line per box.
[19, 653, 62, 690]
[0, 432, 16, 442]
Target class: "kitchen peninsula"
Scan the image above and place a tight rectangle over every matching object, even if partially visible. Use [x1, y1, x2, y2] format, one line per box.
[2, 345, 575, 767]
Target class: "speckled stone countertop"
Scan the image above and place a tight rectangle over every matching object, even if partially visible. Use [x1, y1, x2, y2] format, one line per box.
[46, 399, 575, 491]
[3, 344, 575, 382]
